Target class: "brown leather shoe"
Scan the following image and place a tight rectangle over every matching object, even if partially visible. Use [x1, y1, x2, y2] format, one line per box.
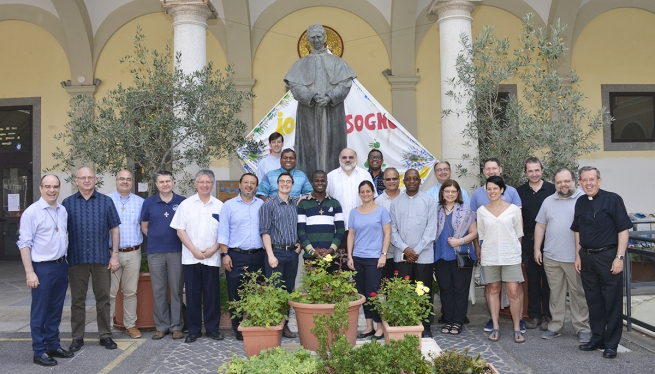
[151, 331, 169, 340]
[126, 327, 142, 339]
[172, 330, 184, 340]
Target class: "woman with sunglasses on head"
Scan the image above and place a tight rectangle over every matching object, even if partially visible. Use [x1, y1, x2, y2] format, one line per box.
[434, 179, 478, 335]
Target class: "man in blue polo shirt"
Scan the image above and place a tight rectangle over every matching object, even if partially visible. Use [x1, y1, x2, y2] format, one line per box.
[256, 148, 312, 199]
[140, 170, 186, 340]
[63, 167, 121, 352]
[218, 173, 265, 341]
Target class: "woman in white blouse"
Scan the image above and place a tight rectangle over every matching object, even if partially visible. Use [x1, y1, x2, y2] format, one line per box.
[477, 175, 525, 343]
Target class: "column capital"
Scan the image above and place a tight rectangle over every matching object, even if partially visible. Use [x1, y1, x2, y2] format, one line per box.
[64, 85, 97, 97]
[233, 78, 256, 92]
[386, 76, 421, 91]
[161, 0, 217, 27]
[428, 0, 480, 21]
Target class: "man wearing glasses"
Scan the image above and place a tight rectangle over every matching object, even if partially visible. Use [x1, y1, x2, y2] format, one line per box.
[170, 170, 224, 343]
[367, 149, 386, 195]
[375, 167, 401, 279]
[63, 167, 121, 352]
[108, 170, 144, 339]
[426, 161, 470, 205]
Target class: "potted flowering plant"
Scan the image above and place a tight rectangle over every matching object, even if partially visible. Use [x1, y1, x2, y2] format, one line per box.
[289, 254, 365, 351]
[230, 270, 290, 357]
[367, 271, 433, 348]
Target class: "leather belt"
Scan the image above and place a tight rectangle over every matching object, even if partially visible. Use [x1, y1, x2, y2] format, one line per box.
[41, 256, 66, 264]
[110, 245, 141, 253]
[580, 244, 616, 254]
[273, 245, 296, 251]
[229, 247, 262, 254]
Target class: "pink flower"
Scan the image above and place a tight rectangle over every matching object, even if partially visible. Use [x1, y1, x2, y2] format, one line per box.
[404, 275, 410, 280]
[394, 270, 399, 275]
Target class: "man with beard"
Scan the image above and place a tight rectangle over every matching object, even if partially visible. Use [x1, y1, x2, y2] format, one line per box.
[390, 169, 438, 337]
[257, 148, 312, 199]
[218, 173, 265, 341]
[534, 168, 590, 343]
[326, 148, 374, 244]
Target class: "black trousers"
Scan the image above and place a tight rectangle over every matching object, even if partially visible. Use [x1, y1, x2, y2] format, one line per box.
[381, 257, 396, 280]
[435, 259, 472, 325]
[225, 249, 265, 333]
[183, 263, 221, 335]
[522, 237, 551, 319]
[395, 262, 434, 326]
[579, 248, 623, 349]
[354, 256, 383, 322]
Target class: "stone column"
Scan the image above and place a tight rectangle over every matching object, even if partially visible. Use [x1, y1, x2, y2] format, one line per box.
[161, 0, 217, 74]
[429, 0, 480, 189]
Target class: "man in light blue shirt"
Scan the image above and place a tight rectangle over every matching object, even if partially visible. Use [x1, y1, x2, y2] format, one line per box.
[426, 161, 470, 205]
[257, 132, 284, 180]
[257, 148, 313, 198]
[108, 170, 144, 339]
[218, 173, 265, 340]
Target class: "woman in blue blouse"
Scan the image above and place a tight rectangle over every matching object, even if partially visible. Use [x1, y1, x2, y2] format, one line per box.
[434, 179, 478, 335]
[347, 180, 391, 340]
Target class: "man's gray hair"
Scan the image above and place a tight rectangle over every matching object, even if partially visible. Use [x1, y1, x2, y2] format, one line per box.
[554, 168, 576, 182]
[195, 169, 215, 183]
[383, 167, 399, 177]
[307, 24, 325, 35]
[578, 166, 600, 180]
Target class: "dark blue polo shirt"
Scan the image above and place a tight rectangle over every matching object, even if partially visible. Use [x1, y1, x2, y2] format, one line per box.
[62, 190, 121, 266]
[140, 193, 186, 253]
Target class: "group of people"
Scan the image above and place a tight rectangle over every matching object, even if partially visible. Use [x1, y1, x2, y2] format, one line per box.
[18, 131, 631, 366]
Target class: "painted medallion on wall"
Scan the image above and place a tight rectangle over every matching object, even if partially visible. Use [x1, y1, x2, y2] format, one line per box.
[297, 25, 344, 57]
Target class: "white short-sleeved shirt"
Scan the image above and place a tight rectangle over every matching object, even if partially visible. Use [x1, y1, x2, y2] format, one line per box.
[477, 204, 523, 266]
[326, 166, 374, 230]
[170, 193, 223, 267]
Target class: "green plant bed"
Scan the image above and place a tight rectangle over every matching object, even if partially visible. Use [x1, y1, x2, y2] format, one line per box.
[431, 348, 489, 374]
[218, 347, 321, 374]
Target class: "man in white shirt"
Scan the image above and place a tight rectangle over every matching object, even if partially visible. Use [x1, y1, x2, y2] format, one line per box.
[257, 132, 284, 180]
[170, 169, 224, 343]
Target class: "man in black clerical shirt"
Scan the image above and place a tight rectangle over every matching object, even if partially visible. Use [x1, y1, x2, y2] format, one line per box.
[571, 166, 632, 359]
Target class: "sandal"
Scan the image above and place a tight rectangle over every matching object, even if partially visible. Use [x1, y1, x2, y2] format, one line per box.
[441, 324, 452, 334]
[450, 324, 463, 335]
[488, 329, 500, 342]
[514, 330, 525, 343]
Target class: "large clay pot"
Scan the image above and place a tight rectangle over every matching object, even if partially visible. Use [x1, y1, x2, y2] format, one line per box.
[219, 312, 233, 329]
[288, 294, 365, 351]
[381, 320, 424, 349]
[114, 272, 156, 330]
[238, 319, 285, 357]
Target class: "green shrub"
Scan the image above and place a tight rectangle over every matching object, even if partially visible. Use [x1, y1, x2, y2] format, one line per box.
[218, 347, 321, 374]
[431, 348, 488, 374]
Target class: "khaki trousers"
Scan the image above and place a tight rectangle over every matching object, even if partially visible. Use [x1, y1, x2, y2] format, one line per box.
[110, 249, 141, 329]
[543, 256, 590, 334]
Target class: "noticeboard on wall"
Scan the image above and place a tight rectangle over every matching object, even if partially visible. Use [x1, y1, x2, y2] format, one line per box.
[216, 181, 239, 202]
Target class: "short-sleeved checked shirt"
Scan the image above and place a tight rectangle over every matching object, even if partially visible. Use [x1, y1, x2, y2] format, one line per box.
[109, 191, 144, 248]
[63, 190, 121, 266]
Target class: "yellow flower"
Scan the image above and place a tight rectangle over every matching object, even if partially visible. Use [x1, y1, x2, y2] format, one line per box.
[415, 287, 425, 296]
[324, 254, 333, 262]
[423, 286, 430, 293]
[416, 281, 424, 285]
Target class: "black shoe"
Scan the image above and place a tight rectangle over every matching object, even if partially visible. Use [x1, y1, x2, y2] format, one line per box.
[422, 328, 433, 338]
[283, 325, 297, 338]
[603, 348, 617, 359]
[464, 316, 470, 324]
[46, 347, 74, 358]
[33, 353, 57, 367]
[579, 342, 605, 351]
[357, 330, 375, 339]
[437, 315, 446, 324]
[69, 339, 84, 352]
[99, 337, 117, 350]
[184, 332, 201, 343]
[206, 331, 225, 340]
[235, 331, 243, 341]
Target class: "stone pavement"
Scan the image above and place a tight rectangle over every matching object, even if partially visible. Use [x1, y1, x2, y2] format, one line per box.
[2, 261, 654, 373]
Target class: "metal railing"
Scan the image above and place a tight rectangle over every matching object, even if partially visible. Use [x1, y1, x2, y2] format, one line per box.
[625, 221, 655, 333]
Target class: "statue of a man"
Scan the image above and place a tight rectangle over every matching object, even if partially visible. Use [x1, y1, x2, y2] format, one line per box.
[284, 24, 357, 176]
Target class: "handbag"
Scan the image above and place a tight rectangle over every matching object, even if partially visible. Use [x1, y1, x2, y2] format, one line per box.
[446, 209, 473, 269]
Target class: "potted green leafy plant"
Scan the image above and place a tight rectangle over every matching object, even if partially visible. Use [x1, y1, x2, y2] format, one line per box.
[431, 348, 499, 374]
[288, 255, 364, 351]
[367, 271, 433, 348]
[230, 270, 290, 357]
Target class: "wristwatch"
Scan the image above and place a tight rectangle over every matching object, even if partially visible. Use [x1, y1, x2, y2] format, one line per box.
[220, 252, 229, 258]
[381, 252, 387, 256]
[616, 255, 625, 260]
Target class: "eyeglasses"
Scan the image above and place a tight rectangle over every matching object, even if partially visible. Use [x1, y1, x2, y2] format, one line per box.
[76, 176, 96, 181]
[404, 177, 421, 182]
[341, 156, 355, 160]
[278, 180, 293, 185]
[443, 190, 459, 194]
[368, 156, 382, 160]
[384, 177, 399, 182]
[435, 168, 450, 173]
[196, 181, 214, 185]
[117, 177, 133, 182]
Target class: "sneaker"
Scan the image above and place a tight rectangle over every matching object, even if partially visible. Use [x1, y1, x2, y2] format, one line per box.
[541, 330, 561, 340]
[126, 327, 141, 339]
[519, 319, 526, 334]
[524, 317, 541, 329]
[578, 331, 591, 343]
[540, 316, 551, 331]
[483, 319, 494, 332]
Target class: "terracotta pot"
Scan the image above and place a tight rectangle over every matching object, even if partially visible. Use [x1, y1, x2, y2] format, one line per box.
[288, 294, 366, 351]
[219, 312, 233, 329]
[381, 320, 424, 349]
[238, 319, 285, 357]
[485, 362, 500, 374]
[114, 272, 156, 330]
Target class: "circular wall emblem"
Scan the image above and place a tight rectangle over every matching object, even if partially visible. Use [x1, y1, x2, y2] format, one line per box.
[297, 25, 344, 58]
